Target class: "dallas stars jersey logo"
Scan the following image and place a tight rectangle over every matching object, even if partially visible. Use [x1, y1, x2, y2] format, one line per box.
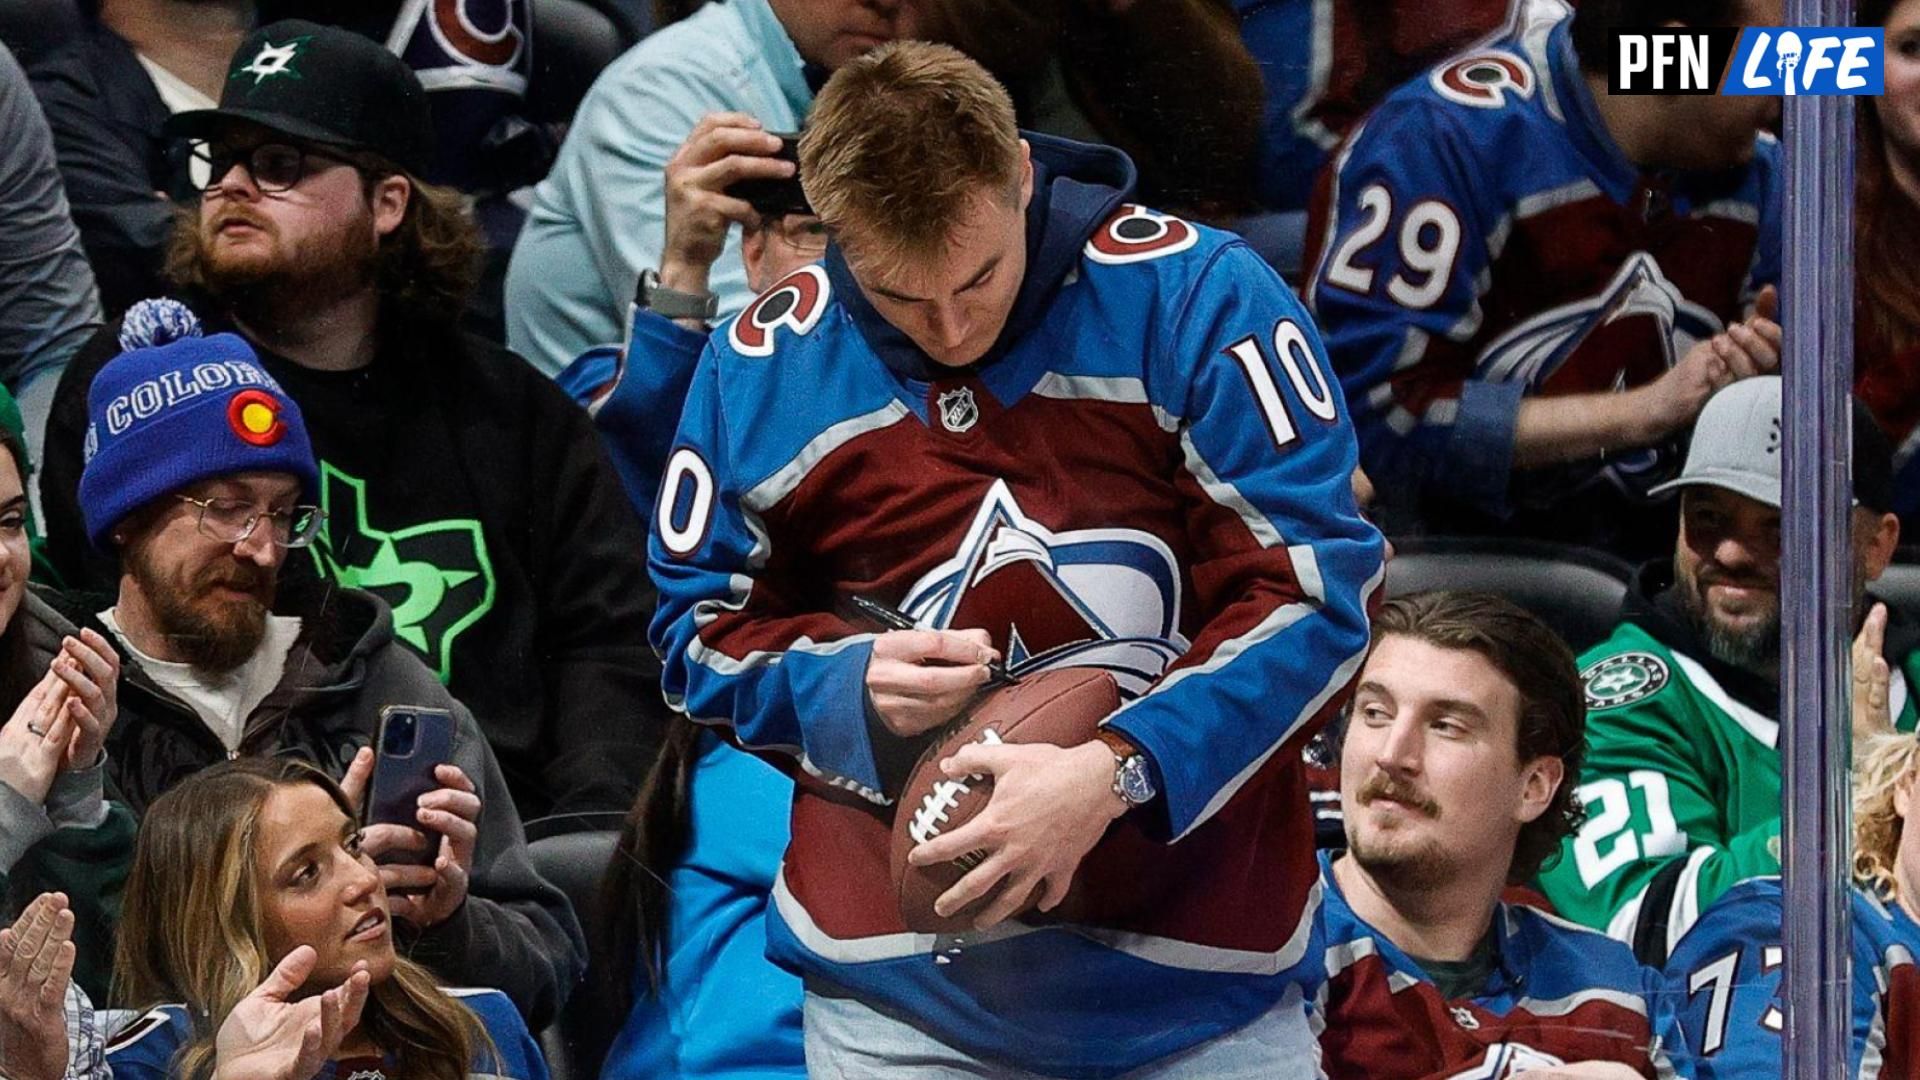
[1582, 651, 1671, 710]
[234, 36, 309, 86]
[307, 462, 496, 683]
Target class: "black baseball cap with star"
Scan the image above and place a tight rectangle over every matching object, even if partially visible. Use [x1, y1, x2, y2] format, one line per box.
[166, 19, 433, 179]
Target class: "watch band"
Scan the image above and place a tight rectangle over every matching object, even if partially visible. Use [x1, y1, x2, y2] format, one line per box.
[637, 268, 719, 321]
[1095, 729, 1156, 808]
[1094, 729, 1138, 761]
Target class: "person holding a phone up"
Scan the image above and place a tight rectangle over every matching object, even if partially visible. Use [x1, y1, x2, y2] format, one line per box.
[44, 330, 584, 1032]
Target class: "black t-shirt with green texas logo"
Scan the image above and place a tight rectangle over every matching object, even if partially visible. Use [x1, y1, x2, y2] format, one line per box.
[42, 314, 667, 831]
[307, 457, 495, 681]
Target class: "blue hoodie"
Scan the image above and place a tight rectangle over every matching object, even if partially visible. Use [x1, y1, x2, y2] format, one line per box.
[581, 140, 1137, 1078]
[648, 127, 1380, 1076]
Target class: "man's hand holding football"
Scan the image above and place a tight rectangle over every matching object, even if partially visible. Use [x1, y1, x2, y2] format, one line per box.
[907, 739, 1125, 929]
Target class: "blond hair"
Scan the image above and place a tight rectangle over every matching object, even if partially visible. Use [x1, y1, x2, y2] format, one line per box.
[799, 41, 1022, 265]
[1854, 732, 1920, 894]
[114, 758, 496, 1080]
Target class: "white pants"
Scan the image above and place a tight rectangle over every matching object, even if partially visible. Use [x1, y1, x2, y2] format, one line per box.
[802, 982, 1322, 1080]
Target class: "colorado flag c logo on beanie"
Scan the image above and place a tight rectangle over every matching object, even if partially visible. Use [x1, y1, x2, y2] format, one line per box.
[79, 332, 319, 552]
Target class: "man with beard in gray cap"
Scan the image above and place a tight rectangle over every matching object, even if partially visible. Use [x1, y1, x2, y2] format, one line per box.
[1537, 374, 1908, 965]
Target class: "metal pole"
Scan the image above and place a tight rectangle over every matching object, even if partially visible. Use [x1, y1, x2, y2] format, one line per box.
[1780, 0, 1856, 1076]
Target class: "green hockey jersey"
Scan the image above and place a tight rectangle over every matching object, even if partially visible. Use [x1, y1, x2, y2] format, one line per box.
[1537, 567, 1920, 966]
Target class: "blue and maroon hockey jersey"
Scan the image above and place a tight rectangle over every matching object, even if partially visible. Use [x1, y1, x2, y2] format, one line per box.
[1665, 877, 1920, 1079]
[1314, 853, 1690, 1078]
[1304, 1, 1780, 555]
[1235, 0, 1536, 211]
[647, 135, 1383, 1076]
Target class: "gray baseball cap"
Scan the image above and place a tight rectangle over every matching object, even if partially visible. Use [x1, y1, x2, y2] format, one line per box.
[1648, 375, 1894, 511]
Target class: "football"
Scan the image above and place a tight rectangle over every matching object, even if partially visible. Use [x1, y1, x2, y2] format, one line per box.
[890, 667, 1122, 935]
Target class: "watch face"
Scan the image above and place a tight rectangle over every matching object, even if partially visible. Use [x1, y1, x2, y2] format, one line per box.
[1118, 757, 1156, 805]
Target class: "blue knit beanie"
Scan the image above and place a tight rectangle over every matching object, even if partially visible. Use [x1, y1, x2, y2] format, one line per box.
[80, 311, 318, 552]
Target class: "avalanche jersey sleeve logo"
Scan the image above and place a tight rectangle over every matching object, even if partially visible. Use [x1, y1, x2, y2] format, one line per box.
[1085, 205, 1199, 265]
[729, 265, 831, 358]
[389, 0, 530, 94]
[1430, 50, 1537, 109]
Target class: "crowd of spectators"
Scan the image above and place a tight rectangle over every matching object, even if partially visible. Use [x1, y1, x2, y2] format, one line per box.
[0, 0, 1915, 1077]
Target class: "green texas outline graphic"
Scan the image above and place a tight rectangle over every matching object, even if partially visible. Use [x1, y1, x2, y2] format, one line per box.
[308, 461, 495, 683]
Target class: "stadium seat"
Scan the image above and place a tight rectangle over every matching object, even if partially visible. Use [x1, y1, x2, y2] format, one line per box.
[529, 830, 623, 1080]
[1384, 536, 1637, 654]
[589, 0, 651, 41]
[0, 0, 81, 67]
[1873, 561, 1920, 624]
[528, 0, 628, 124]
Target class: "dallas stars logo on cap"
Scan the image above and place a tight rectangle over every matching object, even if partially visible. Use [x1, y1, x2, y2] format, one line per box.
[234, 36, 309, 86]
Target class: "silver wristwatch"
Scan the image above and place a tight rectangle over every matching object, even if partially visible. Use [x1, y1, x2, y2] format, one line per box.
[637, 268, 719, 321]
[1096, 730, 1157, 809]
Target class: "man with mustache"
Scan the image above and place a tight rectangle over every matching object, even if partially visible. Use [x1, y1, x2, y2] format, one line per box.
[1538, 375, 1911, 965]
[1319, 591, 1687, 1079]
[59, 331, 585, 1030]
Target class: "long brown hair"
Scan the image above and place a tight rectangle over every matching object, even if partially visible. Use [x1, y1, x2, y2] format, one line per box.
[0, 428, 40, 709]
[112, 758, 497, 1080]
[365, 175, 484, 321]
[164, 165, 482, 327]
[596, 714, 703, 1009]
[1858, 0, 1920, 358]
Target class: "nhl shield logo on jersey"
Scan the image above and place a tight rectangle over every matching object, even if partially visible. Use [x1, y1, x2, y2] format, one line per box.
[1582, 652, 1671, 710]
[936, 388, 979, 433]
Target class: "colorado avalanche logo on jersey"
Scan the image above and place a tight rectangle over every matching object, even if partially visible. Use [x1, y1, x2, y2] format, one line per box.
[1474, 251, 1722, 498]
[1476, 253, 1718, 389]
[897, 480, 1186, 697]
[1086, 205, 1198, 265]
[730, 265, 830, 358]
[1431, 50, 1536, 109]
[388, 0, 530, 94]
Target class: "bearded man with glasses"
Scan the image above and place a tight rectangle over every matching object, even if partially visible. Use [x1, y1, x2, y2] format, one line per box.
[36, 21, 668, 847]
[54, 330, 585, 1031]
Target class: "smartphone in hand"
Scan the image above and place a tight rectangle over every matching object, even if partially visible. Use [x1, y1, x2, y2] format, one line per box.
[724, 132, 807, 216]
[366, 706, 456, 884]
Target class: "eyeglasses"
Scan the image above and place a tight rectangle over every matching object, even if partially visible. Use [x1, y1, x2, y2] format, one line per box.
[765, 215, 829, 256]
[191, 142, 355, 194]
[176, 494, 326, 548]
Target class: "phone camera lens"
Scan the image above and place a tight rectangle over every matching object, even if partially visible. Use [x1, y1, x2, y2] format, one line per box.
[383, 714, 418, 756]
